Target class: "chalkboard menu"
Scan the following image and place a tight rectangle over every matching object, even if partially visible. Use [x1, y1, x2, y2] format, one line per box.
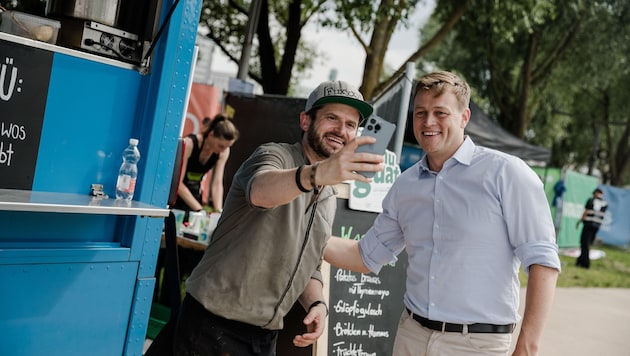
[329, 198, 408, 355]
[0, 39, 52, 189]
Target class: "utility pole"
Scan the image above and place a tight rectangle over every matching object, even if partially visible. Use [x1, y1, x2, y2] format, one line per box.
[237, 0, 262, 80]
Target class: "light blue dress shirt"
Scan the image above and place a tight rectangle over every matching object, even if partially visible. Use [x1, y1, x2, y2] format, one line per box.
[359, 137, 561, 325]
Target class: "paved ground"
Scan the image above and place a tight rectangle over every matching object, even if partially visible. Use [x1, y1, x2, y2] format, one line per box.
[145, 288, 630, 355]
[511, 288, 630, 355]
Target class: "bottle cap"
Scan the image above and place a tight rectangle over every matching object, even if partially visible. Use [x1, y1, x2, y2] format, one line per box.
[129, 138, 139, 146]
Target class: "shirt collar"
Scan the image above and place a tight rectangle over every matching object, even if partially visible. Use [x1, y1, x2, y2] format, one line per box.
[453, 136, 475, 166]
[418, 136, 476, 174]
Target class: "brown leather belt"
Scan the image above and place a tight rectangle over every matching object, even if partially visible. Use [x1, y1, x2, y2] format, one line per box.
[407, 308, 515, 334]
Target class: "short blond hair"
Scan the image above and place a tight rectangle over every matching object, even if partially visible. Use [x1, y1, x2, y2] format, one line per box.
[414, 71, 471, 110]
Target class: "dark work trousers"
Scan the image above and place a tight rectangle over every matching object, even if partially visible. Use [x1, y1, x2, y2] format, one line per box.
[146, 293, 278, 356]
[154, 247, 203, 306]
[576, 223, 599, 269]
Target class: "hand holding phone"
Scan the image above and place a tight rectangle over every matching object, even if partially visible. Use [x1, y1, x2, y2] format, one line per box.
[355, 115, 396, 178]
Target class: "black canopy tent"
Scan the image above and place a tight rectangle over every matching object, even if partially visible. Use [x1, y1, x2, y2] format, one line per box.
[466, 101, 551, 164]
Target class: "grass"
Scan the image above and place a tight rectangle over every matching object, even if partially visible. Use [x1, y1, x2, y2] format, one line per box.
[519, 244, 630, 288]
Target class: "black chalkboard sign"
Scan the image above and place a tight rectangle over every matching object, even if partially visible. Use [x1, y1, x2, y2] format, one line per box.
[0, 39, 52, 189]
[329, 198, 408, 355]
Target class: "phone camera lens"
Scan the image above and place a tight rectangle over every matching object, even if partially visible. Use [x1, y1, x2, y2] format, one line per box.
[367, 125, 374, 130]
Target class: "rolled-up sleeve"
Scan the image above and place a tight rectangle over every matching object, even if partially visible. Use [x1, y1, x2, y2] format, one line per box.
[359, 231, 399, 274]
[500, 158, 562, 274]
[515, 241, 561, 273]
[358, 192, 406, 274]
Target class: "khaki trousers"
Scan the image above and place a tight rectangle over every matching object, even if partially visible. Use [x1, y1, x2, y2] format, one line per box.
[392, 310, 512, 355]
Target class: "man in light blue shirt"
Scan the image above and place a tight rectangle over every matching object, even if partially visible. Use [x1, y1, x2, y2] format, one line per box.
[325, 71, 560, 355]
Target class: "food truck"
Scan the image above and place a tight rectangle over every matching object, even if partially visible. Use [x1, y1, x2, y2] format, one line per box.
[0, 1, 202, 354]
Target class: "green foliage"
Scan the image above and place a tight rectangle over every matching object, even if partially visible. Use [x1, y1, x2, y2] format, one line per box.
[424, 0, 630, 185]
[319, 0, 424, 99]
[325, 0, 421, 33]
[199, 0, 325, 93]
[200, 1, 249, 60]
[199, 0, 424, 97]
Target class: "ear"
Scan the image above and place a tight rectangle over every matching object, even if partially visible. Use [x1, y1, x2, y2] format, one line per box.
[460, 107, 471, 129]
[299, 111, 311, 131]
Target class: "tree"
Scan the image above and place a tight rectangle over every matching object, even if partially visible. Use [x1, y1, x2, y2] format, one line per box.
[551, 0, 630, 185]
[423, 0, 630, 185]
[425, 0, 581, 140]
[323, 0, 420, 100]
[200, 0, 327, 94]
[199, 0, 467, 100]
[324, 0, 473, 100]
[373, 0, 471, 98]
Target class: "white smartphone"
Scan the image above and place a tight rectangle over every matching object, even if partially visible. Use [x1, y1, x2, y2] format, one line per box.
[355, 115, 396, 178]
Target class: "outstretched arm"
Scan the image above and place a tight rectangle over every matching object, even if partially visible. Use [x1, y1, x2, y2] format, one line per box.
[324, 236, 371, 274]
[250, 135, 383, 208]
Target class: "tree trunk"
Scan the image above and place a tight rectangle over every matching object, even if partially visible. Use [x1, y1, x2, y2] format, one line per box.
[256, 0, 305, 94]
[360, 1, 398, 100]
[372, 0, 471, 99]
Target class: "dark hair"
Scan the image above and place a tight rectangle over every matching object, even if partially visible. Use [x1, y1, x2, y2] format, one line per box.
[305, 106, 321, 123]
[594, 188, 603, 195]
[202, 114, 240, 141]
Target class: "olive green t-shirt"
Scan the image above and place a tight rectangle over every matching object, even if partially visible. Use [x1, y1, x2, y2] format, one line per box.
[186, 142, 337, 329]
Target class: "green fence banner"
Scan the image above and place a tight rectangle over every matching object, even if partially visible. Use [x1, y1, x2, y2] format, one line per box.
[531, 166, 562, 205]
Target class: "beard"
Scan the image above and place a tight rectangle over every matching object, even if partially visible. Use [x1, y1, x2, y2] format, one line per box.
[306, 124, 335, 158]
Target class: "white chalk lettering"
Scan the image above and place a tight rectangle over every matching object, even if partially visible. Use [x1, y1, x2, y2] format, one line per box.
[1, 57, 22, 102]
[335, 269, 358, 282]
[0, 122, 27, 140]
[333, 299, 383, 318]
[0, 141, 15, 166]
[368, 324, 389, 338]
[361, 274, 381, 285]
[332, 342, 376, 356]
[348, 283, 390, 300]
[333, 322, 362, 337]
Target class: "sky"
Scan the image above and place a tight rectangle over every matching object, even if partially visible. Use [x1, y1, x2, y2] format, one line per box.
[211, 1, 436, 94]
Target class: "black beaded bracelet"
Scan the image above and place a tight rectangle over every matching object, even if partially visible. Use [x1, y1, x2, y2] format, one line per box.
[295, 165, 312, 193]
[308, 300, 328, 316]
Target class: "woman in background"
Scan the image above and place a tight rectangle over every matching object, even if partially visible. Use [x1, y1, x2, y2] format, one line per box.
[172, 114, 239, 214]
[157, 114, 239, 305]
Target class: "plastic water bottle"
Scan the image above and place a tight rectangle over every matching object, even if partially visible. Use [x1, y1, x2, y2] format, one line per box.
[115, 138, 141, 201]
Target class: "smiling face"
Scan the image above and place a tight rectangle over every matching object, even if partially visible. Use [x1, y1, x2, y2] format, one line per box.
[301, 103, 361, 160]
[412, 88, 470, 171]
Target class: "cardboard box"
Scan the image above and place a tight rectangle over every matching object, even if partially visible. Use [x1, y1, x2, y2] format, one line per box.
[0, 11, 60, 44]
